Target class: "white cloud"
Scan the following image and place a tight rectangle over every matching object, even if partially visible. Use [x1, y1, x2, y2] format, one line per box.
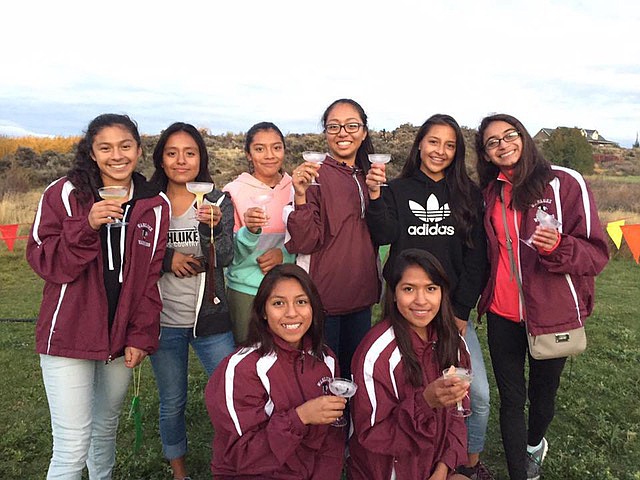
[1, 0, 639, 146]
[0, 120, 52, 138]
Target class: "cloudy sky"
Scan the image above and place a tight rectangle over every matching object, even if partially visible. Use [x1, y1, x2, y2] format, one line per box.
[1, 0, 639, 146]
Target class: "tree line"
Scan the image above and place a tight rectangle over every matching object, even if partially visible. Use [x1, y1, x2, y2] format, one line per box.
[0, 125, 601, 198]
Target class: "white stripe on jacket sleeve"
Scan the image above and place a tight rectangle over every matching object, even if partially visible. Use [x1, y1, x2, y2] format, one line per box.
[225, 347, 258, 436]
[362, 326, 396, 427]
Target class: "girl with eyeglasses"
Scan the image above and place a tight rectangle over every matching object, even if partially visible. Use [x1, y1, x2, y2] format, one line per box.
[365, 114, 492, 478]
[475, 113, 609, 480]
[285, 98, 381, 379]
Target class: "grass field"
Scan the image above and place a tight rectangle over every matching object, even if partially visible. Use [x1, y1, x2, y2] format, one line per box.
[1, 232, 639, 478]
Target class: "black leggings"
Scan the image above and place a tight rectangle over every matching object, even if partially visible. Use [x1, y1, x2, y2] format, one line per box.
[487, 312, 567, 480]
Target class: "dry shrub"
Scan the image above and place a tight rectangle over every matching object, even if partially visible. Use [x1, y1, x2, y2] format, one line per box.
[209, 147, 245, 186]
[587, 177, 640, 213]
[0, 136, 80, 157]
[0, 190, 41, 225]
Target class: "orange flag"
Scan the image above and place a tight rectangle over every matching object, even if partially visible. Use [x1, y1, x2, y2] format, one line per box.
[621, 224, 640, 264]
[0, 224, 20, 252]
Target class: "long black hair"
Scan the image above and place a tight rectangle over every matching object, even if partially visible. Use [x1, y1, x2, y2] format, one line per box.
[475, 113, 553, 210]
[401, 114, 481, 247]
[384, 249, 461, 387]
[66, 114, 141, 202]
[245, 264, 326, 359]
[321, 98, 375, 173]
[150, 122, 214, 191]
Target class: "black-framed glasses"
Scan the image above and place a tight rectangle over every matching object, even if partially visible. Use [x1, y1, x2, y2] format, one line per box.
[484, 130, 521, 150]
[324, 123, 364, 135]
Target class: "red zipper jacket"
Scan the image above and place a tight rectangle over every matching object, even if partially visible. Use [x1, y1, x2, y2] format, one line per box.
[206, 335, 344, 479]
[478, 166, 609, 335]
[285, 156, 380, 315]
[27, 176, 170, 360]
[348, 319, 469, 479]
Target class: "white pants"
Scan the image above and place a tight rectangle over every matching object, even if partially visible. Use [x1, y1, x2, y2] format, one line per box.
[40, 354, 132, 480]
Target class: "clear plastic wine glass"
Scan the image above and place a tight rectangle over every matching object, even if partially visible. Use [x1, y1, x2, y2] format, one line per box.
[328, 377, 357, 427]
[250, 191, 274, 227]
[186, 182, 214, 208]
[442, 367, 473, 417]
[98, 186, 129, 227]
[368, 154, 391, 187]
[186, 182, 214, 219]
[301, 151, 325, 186]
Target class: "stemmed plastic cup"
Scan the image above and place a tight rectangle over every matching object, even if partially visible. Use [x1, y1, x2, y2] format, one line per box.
[98, 186, 129, 227]
[186, 182, 214, 208]
[368, 154, 391, 187]
[250, 191, 274, 227]
[186, 182, 214, 219]
[328, 377, 357, 427]
[302, 151, 325, 186]
[442, 366, 473, 417]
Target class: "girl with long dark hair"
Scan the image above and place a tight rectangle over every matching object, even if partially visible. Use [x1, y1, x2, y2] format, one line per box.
[148, 122, 235, 480]
[349, 249, 471, 480]
[366, 114, 492, 478]
[286, 98, 380, 378]
[474, 113, 609, 480]
[206, 264, 346, 479]
[27, 113, 170, 478]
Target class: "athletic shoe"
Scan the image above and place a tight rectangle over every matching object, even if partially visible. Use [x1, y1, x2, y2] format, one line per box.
[526, 437, 549, 480]
[456, 461, 495, 480]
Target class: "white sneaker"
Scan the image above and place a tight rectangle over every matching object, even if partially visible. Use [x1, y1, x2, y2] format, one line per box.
[526, 437, 549, 480]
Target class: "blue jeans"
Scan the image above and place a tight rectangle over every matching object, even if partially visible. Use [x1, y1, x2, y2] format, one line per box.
[324, 308, 372, 379]
[464, 318, 491, 454]
[40, 354, 132, 480]
[150, 327, 235, 460]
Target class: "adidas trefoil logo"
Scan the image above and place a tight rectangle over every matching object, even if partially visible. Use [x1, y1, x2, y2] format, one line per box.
[408, 194, 455, 236]
[410, 194, 451, 222]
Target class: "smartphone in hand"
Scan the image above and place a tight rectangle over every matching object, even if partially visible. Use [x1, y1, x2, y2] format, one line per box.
[188, 256, 207, 273]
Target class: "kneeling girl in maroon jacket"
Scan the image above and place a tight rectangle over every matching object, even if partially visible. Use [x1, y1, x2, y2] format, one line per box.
[349, 249, 471, 480]
[206, 263, 347, 479]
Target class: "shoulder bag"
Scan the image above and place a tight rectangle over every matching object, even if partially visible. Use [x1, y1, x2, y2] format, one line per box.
[499, 184, 586, 360]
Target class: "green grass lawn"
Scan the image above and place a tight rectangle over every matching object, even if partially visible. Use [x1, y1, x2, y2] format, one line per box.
[1, 240, 639, 478]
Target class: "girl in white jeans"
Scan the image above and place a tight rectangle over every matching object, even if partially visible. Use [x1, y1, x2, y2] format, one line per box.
[27, 114, 170, 479]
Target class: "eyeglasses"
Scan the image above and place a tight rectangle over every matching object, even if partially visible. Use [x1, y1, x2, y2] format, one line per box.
[484, 130, 521, 150]
[324, 123, 364, 135]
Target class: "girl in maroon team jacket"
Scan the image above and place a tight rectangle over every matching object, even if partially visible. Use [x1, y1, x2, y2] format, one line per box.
[349, 249, 471, 480]
[27, 114, 170, 479]
[474, 114, 609, 480]
[206, 264, 346, 479]
[285, 98, 381, 380]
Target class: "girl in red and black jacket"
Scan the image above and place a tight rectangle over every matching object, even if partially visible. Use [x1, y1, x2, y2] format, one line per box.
[349, 249, 471, 480]
[27, 114, 170, 479]
[474, 113, 609, 480]
[206, 264, 346, 479]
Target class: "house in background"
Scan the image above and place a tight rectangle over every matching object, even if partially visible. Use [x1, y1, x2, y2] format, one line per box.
[534, 127, 618, 146]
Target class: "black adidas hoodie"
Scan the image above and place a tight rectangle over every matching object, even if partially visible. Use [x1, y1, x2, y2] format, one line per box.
[366, 169, 487, 320]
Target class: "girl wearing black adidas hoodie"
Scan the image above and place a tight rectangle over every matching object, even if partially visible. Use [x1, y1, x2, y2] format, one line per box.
[365, 114, 493, 478]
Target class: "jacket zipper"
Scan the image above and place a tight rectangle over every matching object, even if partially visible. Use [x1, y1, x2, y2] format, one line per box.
[294, 350, 308, 402]
[352, 171, 366, 219]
